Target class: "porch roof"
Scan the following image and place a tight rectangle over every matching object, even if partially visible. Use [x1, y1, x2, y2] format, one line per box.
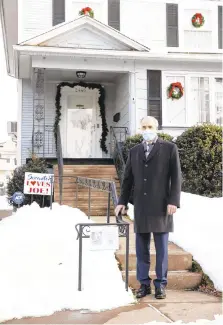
[18, 15, 150, 52]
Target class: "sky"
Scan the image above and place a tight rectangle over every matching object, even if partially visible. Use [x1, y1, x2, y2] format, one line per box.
[0, 25, 17, 142]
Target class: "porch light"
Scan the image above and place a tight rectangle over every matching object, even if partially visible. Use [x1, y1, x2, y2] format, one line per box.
[76, 71, 87, 79]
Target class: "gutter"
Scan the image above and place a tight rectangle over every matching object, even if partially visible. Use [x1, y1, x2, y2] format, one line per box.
[13, 45, 223, 63]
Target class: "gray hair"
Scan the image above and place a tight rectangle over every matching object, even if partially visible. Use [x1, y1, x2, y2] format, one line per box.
[140, 116, 159, 129]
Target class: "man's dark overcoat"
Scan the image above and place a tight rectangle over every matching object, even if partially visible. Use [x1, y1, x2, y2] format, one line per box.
[118, 138, 182, 233]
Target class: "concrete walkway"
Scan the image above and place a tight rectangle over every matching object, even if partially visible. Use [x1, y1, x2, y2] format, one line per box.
[2, 291, 222, 324]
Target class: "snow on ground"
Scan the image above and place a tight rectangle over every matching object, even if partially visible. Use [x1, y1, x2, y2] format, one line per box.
[127, 192, 223, 292]
[142, 314, 223, 325]
[0, 195, 13, 210]
[0, 203, 134, 322]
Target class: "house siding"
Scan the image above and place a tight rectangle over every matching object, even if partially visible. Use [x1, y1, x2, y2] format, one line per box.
[18, 0, 52, 42]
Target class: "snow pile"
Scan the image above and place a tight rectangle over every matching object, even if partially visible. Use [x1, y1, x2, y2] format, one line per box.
[142, 314, 223, 325]
[127, 192, 223, 291]
[0, 203, 134, 322]
[0, 195, 12, 210]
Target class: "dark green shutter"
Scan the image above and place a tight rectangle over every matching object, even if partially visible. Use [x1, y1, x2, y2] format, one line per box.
[166, 3, 179, 47]
[147, 71, 162, 126]
[53, 0, 65, 26]
[218, 6, 223, 49]
[108, 0, 120, 30]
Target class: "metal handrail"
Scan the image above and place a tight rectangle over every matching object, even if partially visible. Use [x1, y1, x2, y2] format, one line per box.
[110, 126, 128, 185]
[76, 176, 125, 224]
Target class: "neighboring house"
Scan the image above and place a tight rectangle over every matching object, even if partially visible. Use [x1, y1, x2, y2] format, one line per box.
[0, 126, 17, 187]
[0, 0, 222, 165]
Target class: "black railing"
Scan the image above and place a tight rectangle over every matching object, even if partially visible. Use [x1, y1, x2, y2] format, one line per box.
[110, 127, 128, 185]
[32, 124, 56, 156]
[56, 125, 63, 204]
[74, 176, 129, 292]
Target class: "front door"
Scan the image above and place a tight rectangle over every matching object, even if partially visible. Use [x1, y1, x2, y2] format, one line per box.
[61, 89, 102, 158]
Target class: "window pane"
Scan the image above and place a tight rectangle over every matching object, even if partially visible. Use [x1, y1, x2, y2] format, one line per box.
[215, 78, 223, 125]
[191, 77, 210, 124]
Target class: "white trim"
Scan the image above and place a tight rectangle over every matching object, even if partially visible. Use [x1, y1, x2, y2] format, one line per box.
[0, 0, 10, 74]
[129, 71, 136, 135]
[18, 15, 150, 52]
[13, 45, 223, 62]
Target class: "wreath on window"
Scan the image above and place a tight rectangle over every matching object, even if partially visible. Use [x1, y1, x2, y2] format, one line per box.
[167, 82, 184, 100]
[192, 13, 205, 28]
[79, 7, 94, 18]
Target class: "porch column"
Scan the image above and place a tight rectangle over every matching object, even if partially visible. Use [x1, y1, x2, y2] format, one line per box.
[129, 72, 136, 135]
[32, 68, 46, 157]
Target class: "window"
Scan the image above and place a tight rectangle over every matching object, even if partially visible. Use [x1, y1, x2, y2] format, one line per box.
[147, 71, 162, 126]
[214, 78, 223, 125]
[108, 0, 120, 31]
[218, 6, 223, 49]
[53, 0, 65, 26]
[183, 9, 212, 50]
[166, 4, 179, 47]
[190, 77, 210, 124]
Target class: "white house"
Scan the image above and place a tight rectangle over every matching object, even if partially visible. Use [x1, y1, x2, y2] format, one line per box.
[0, 0, 222, 165]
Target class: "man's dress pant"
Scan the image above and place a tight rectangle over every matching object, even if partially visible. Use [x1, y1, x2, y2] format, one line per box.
[136, 232, 169, 288]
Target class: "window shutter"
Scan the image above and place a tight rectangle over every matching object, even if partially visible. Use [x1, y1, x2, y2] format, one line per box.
[53, 0, 65, 26]
[166, 4, 179, 47]
[108, 0, 120, 30]
[147, 71, 162, 126]
[218, 6, 223, 49]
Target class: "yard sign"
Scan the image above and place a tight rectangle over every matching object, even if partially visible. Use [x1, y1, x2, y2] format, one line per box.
[24, 172, 54, 196]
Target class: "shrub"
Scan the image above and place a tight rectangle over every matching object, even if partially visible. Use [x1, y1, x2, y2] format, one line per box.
[175, 124, 222, 197]
[7, 156, 51, 207]
[123, 132, 173, 161]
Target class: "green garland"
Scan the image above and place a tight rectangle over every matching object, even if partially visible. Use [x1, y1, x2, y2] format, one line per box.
[54, 82, 108, 154]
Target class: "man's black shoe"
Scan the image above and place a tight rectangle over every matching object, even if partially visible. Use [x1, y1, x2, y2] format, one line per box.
[136, 284, 151, 299]
[155, 287, 166, 299]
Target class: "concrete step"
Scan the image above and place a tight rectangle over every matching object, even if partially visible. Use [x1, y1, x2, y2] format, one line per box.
[116, 248, 192, 272]
[123, 270, 202, 290]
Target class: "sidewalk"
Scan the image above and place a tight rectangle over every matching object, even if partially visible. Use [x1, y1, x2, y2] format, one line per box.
[3, 291, 222, 324]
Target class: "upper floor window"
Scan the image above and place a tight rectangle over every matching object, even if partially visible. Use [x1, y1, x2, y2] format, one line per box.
[218, 6, 223, 49]
[183, 9, 212, 51]
[53, 0, 65, 26]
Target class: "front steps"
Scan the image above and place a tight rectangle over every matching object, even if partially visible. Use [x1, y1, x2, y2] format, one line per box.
[92, 216, 202, 291]
[54, 164, 120, 216]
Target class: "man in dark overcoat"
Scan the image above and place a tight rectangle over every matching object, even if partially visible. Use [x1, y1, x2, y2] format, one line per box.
[115, 116, 181, 299]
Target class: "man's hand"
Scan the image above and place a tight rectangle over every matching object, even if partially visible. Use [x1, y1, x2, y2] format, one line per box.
[115, 205, 126, 216]
[167, 204, 177, 215]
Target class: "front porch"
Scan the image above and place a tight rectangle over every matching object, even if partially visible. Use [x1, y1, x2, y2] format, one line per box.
[29, 68, 131, 163]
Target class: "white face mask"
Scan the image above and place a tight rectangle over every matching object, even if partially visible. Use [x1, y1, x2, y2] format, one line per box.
[142, 130, 157, 142]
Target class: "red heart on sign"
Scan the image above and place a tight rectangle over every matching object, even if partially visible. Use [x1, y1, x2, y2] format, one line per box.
[31, 181, 36, 186]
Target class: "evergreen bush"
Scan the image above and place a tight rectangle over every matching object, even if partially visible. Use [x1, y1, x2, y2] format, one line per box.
[176, 124, 222, 197]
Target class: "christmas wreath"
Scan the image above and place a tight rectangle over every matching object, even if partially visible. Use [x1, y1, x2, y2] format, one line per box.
[79, 7, 94, 18]
[192, 13, 205, 28]
[167, 82, 184, 100]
